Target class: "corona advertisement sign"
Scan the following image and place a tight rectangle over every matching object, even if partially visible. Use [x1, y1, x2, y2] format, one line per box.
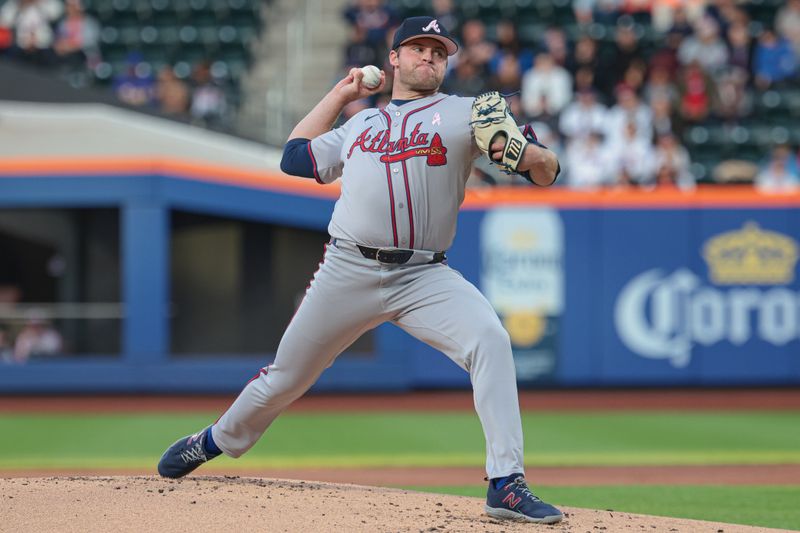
[614, 221, 800, 369]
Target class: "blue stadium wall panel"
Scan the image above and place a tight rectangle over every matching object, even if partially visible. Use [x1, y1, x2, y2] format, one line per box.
[1, 172, 799, 392]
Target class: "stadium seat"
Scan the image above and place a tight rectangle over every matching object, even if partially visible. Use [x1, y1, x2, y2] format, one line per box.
[178, 25, 199, 45]
[149, 0, 171, 13]
[782, 90, 800, 117]
[518, 23, 548, 46]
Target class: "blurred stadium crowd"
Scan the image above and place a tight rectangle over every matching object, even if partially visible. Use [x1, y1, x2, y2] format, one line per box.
[341, 0, 800, 189]
[0, 0, 260, 128]
[0, 0, 799, 190]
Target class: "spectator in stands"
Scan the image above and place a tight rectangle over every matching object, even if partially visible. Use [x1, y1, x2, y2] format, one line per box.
[0, 0, 63, 66]
[605, 24, 643, 94]
[459, 19, 495, 77]
[0, 324, 13, 363]
[0, 270, 21, 305]
[653, 164, 682, 189]
[13, 310, 63, 363]
[753, 28, 798, 90]
[620, 58, 648, 94]
[573, 0, 596, 26]
[776, 0, 800, 56]
[725, 22, 753, 79]
[573, 0, 623, 26]
[678, 16, 729, 75]
[714, 66, 751, 124]
[0, 28, 10, 55]
[650, 93, 682, 138]
[566, 36, 600, 81]
[649, 29, 684, 81]
[606, 120, 656, 186]
[155, 65, 190, 117]
[755, 145, 800, 193]
[53, 0, 100, 80]
[643, 65, 678, 107]
[559, 88, 608, 142]
[704, 0, 748, 38]
[342, 0, 399, 55]
[431, 0, 460, 38]
[665, 5, 696, 37]
[443, 56, 487, 96]
[604, 84, 652, 144]
[651, 1, 705, 34]
[541, 27, 569, 67]
[190, 60, 228, 129]
[564, 130, 614, 189]
[573, 65, 597, 94]
[521, 52, 572, 122]
[344, 25, 382, 71]
[489, 20, 534, 76]
[620, 0, 652, 20]
[113, 52, 156, 108]
[653, 132, 695, 189]
[489, 52, 522, 95]
[677, 60, 716, 123]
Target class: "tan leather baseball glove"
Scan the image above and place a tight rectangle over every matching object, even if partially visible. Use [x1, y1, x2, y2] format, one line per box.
[470, 91, 529, 174]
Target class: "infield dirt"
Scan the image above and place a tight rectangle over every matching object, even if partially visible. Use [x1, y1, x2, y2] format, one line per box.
[0, 476, 792, 533]
[3, 390, 797, 531]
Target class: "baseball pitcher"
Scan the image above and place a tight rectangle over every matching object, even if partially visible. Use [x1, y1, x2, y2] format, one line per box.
[158, 15, 563, 524]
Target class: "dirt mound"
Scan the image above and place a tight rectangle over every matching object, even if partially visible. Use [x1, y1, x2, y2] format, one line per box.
[0, 476, 787, 533]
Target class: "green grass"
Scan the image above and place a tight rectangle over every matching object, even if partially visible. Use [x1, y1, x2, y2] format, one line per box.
[1, 411, 799, 469]
[2, 410, 799, 529]
[405, 485, 800, 531]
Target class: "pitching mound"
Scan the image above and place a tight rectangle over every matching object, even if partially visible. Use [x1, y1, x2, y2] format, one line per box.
[0, 476, 786, 532]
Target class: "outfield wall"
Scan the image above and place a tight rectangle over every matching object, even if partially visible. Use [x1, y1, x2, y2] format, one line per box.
[1, 162, 799, 392]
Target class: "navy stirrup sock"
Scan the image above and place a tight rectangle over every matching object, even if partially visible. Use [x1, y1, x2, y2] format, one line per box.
[203, 426, 222, 457]
[491, 473, 522, 490]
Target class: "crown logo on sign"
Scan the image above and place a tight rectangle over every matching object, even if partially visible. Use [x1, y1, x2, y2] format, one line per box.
[702, 222, 799, 285]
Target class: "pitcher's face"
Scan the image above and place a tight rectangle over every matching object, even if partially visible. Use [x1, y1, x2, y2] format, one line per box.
[390, 38, 448, 94]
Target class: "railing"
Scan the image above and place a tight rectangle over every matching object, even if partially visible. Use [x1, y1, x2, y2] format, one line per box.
[262, 0, 322, 146]
[0, 303, 124, 321]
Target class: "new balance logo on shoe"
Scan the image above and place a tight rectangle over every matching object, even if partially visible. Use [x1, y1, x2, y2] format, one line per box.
[502, 492, 522, 509]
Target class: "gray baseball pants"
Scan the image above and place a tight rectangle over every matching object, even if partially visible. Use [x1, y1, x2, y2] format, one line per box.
[212, 240, 525, 479]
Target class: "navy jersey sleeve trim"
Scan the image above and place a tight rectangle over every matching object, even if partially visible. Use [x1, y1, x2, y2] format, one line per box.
[307, 142, 323, 184]
[280, 138, 320, 182]
[518, 124, 560, 186]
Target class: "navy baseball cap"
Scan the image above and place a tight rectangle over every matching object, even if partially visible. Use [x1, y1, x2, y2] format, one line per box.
[391, 16, 459, 56]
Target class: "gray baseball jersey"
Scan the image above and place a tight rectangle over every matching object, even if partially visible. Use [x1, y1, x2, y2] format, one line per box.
[311, 94, 479, 251]
[212, 92, 528, 480]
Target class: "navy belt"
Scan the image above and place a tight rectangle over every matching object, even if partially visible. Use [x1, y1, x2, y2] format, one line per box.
[356, 244, 446, 265]
[330, 238, 446, 265]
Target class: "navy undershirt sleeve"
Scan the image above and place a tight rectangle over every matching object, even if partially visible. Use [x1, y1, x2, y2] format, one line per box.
[518, 124, 560, 186]
[280, 138, 316, 179]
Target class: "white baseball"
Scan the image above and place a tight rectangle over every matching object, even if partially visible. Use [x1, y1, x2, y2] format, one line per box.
[360, 65, 381, 89]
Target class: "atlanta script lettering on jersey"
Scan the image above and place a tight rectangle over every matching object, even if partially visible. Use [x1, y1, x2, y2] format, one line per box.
[347, 122, 448, 166]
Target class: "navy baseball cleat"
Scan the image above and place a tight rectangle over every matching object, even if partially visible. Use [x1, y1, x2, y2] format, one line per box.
[485, 474, 563, 524]
[157, 427, 220, 478]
